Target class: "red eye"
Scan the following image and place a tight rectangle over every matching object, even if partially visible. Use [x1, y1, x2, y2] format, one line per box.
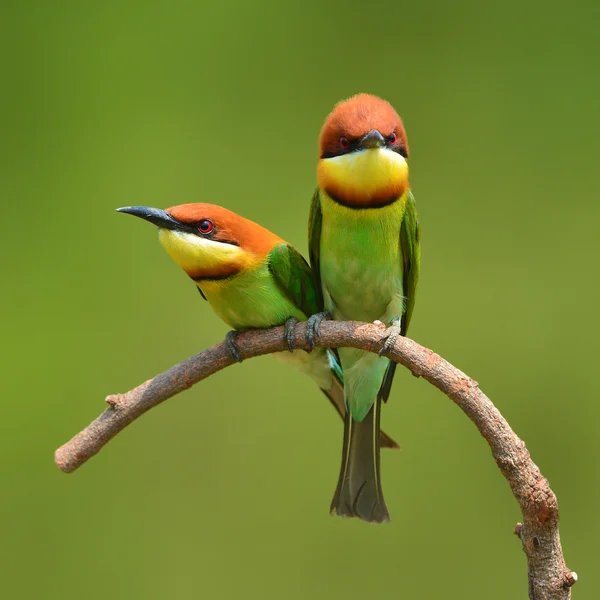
[339, 136, 349, 149]
[389, 132, 397, 144]
[198, 219, 214, 234]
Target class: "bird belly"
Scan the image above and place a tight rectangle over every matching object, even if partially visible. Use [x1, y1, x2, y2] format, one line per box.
[319, 205, 404, 324]
[200, 266, 336, 392]
[273, 347, 335, 390]
[319, 194, 406, 419]
[323, 258, 404, 324]
[201, 267, 304, 331]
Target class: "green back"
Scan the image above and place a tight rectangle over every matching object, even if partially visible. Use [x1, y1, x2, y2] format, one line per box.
[268, 242, 321, 319]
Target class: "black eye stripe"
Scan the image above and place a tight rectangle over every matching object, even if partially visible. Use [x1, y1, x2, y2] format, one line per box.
[321, 138, 359, 159]
[320, 139, 407, 159]
[195, 221, 240, 247]
[164, 218, 240, 247]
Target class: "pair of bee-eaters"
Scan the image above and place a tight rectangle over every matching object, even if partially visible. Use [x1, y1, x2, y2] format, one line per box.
[119, 94, 420, 524]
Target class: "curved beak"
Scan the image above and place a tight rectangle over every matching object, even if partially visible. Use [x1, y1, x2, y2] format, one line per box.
[359, 129, 386, 150]
[116, 206, 181, 230]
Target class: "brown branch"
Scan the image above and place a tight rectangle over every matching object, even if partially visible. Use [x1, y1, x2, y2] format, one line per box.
[54, 320, 576, 599]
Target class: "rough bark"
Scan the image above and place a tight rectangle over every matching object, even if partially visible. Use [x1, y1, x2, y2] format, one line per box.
[54, 320, 576, 599]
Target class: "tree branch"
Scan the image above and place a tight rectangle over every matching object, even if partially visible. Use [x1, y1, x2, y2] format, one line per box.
[54, 320, 576, 599]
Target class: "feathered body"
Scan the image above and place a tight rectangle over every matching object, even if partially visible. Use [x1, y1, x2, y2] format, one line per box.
[310, 94, 420, 523]
[118, 202, 399, 446]
[318, 191, 406, 417]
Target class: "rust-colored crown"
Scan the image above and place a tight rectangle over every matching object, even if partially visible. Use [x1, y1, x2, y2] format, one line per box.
[319, 94, 408, 158]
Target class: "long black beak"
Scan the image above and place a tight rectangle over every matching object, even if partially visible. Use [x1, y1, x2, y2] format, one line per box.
[116, 206, 181, 230]
[359, 129, 386, 150]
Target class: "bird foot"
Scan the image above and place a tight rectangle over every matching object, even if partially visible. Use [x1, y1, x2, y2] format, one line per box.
[305, 311, 331, 352]
[225, 330, 243, 363]
[379, 318, 401, 356]
[284, 317, 299, 352]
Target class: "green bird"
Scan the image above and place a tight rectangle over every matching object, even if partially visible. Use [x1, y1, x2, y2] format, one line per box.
[117, 202, 399, 448]
[309, 94, 421, 522]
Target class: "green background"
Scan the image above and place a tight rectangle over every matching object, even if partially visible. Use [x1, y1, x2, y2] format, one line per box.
[2, 0, 598, 598]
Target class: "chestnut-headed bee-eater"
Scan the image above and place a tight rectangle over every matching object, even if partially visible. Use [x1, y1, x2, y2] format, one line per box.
[309, 94, 421, 522]
[117, 203, 399, 448]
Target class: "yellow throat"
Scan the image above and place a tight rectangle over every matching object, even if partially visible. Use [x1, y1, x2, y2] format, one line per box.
[318, 147, 409, 207]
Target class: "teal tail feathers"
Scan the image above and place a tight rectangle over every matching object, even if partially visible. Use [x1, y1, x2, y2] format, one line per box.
[322, 362, 399, 450]
[330, 397, 390, 523]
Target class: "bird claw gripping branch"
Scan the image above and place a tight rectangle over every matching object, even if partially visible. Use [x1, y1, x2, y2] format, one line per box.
[225, 330, 244, 363]
[379, 317, 402, 356]
[305, 311, 331, 351]
[283, 317, 299, 352]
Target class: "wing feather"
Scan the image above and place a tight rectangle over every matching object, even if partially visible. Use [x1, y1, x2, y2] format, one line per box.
[268, 243, 320, 318]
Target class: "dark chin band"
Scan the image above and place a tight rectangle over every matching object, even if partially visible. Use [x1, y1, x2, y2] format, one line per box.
[189, 271, 240, 282]
[325, 190, 401, 210]
[320, 145, 408, 160]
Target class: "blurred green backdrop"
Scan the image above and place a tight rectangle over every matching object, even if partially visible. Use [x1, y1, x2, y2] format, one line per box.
[2, 0, 599, 598]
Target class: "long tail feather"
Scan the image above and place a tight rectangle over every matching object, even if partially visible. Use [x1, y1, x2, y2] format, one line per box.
[330, 398, 389, 523]
[322, 376, 399, 450]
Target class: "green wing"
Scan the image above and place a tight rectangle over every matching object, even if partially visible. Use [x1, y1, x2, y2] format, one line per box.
[268, 243, 321, 318]
[400, 190, 421, 335]
[379, 191, 421, 404]
[308, 188, 324, 307]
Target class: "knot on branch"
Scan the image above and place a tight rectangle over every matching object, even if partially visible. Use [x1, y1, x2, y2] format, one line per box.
[563, 571, 578, 588]
[105, 394, 122, 409]
[517, 476, 559, 526]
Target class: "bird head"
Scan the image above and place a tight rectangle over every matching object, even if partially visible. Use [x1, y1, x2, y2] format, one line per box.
[117, 203, 282, 281]
[317, 94, 409, 208]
